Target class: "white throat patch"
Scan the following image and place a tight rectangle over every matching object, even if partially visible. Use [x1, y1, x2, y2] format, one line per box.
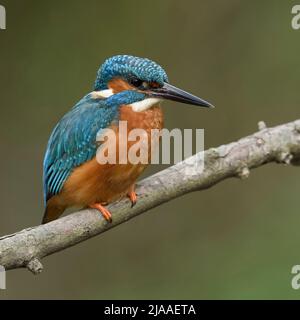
[130, 98, 162, 112]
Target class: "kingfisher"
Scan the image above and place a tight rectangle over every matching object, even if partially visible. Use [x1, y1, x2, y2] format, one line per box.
[42, 55, 213, 224]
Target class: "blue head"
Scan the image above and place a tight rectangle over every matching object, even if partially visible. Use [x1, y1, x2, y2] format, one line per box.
[94, 55, 213, 111]
[95, 55, 168, 90]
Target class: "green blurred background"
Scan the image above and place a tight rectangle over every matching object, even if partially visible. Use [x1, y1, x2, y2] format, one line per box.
[0, 0, 300, 299]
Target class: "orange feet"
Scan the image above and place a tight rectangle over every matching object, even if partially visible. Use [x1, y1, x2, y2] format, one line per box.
[127, 185, 137, 207]
[89, 203, 112, 223]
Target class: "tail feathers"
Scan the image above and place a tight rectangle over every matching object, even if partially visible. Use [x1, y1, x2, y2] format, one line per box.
[42, 197, 66, 224]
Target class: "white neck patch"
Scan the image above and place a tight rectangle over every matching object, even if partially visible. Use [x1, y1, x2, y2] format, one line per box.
[91, 89, 114, 99]
[131, 98, 162, 112]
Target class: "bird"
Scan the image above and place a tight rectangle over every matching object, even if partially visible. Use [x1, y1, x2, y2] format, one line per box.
[42, 55, 213, 224]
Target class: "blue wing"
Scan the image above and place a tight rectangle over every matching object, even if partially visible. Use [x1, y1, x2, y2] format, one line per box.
[43, 94, 119, 205]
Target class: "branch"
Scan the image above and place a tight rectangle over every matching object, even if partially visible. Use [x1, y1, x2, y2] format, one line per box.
[1, 119, 300, 274]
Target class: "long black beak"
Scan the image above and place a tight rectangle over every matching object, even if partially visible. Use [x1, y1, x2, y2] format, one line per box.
[150, 82, 214, 108]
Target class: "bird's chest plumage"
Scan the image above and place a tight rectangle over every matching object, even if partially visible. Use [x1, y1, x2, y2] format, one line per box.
[62, 104, 163, 206]
[119, 104, 163, 134]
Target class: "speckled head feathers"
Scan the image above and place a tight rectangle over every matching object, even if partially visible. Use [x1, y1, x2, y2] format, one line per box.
[94, 55, 169, 91]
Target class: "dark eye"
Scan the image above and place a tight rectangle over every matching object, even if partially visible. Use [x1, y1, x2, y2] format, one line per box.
[130, 78, 143, 88]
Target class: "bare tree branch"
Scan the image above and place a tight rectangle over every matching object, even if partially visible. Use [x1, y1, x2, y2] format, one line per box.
[1, 119, 300, 274]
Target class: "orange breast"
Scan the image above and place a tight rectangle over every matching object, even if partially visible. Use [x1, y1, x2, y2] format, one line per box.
[59, 104, 164, 208]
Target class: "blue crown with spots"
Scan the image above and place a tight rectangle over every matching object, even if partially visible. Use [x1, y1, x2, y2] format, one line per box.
[94, 55, 169, 91]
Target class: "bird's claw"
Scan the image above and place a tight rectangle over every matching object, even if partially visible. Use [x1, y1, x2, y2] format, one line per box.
[89, 203, 112, 223]
[127, 190, 137, 207]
